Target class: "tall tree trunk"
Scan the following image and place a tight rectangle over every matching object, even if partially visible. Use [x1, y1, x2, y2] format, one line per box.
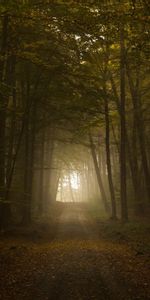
[120, 24, 128, 221]
[104, 94, 117, 219]
[126, 63, 150, 201]
[5, 71, 42, 207]
[23, 118, 30, 223]
[0, 110, 6, 227]
[50, 169, 60, 203]
[110, 73, 141, 213]
[6, 85, 16, 185]
[89, 133, 109, 213]
[68, 173, 75, 202]
[0, 14, 11, 227]
[38, 127, 45, 214]
[131, 113, 142, 212]
[22, 72, 32, 224]
[44, 127, 55, 208]
[27, 99, 37, 217]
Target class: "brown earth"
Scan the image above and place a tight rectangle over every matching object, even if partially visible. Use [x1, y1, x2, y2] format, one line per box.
[0, 203, 150, 300]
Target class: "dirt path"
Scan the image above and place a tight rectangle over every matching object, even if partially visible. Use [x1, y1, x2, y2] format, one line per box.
[55, 204, 99, 240]
[0, 204, 150, 300]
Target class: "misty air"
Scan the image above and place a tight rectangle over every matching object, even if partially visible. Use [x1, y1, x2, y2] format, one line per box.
[0, 1, 150, 300]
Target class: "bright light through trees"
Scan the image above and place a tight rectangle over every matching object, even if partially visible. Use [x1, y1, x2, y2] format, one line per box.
[70, 172, 79, 190]
[61, 173, 79, 190]
[56, 171, 81, 202]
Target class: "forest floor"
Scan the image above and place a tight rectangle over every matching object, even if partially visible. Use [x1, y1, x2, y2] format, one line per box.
[0, 203, 150, 300]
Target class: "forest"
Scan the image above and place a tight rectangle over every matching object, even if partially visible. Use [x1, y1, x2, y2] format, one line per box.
[0, 1, 150, 300]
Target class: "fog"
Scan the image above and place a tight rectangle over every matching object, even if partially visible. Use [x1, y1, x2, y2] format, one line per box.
[28, 126, 116, 219]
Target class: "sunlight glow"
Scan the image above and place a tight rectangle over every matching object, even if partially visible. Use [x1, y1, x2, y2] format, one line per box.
[56, 171, 82, 203]
[70, 172, 79, 190]
[62, 172, 79, 190]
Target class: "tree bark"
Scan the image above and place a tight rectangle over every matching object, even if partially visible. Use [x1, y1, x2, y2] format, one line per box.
[104, 94, 117, 219]
[0, 14, 11, 227]
[89, 133, 109, 213]
[38, 127, 45, 214]
[120, 24, 128, 221]
[110, 72, 141, 213]
[126, 62, 150, 201]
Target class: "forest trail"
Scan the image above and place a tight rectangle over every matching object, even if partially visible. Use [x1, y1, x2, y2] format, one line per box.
[55, 203, 99, 240]
[0, 203, 150, 300]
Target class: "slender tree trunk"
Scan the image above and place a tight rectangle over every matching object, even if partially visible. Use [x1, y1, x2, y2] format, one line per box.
[50, 170, 60, 203]
[0, 110, 6, 226]
[44, 127, 55, 207]
[110, 74, 141, 213]
[111, 121, 120, 155]
[27, 99, 37, 217]
[131, 114, 142, 212]
[89, 133, 109, 213]
[126, 63, 150, 201]
[5, 71, 42, 207]
[68, 173, 75, 202]
[110, 34, 129, 221]
[0, 14, 11, 227]
[22, 73, 32, 224]
[120, 24, 128, 221]
[38, 127, 45, 214]
[22, 100, 33, 224]
[104, 94, 117, 219]
[6, 86, 16, 185]
[85, 163, 90, 201]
